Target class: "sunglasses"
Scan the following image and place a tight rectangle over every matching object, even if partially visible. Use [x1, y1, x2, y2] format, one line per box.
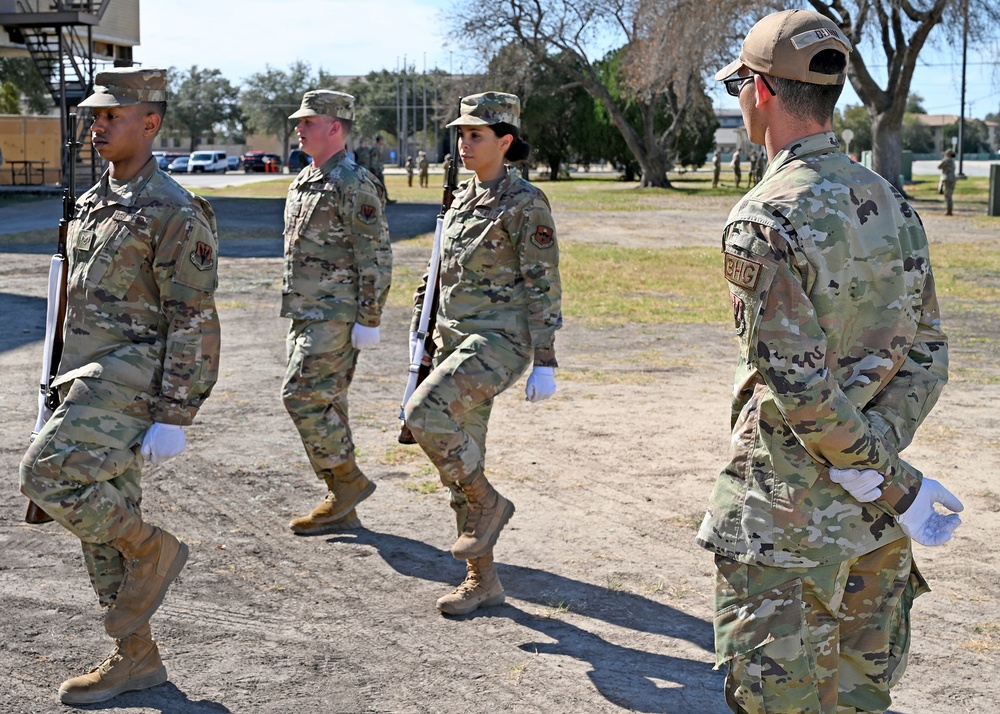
[723, 74, 776, 98]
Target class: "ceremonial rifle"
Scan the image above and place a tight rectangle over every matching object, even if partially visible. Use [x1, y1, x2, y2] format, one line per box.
[25, 113, 80, 524]
[397, 120, 460, 444]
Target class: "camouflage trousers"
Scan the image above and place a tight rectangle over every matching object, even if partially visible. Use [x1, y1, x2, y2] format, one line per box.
[20, 377, 152, 607]
[403, 332, 530, 518]
[713, 538, 928, 714]
[282, 319, 360, 480]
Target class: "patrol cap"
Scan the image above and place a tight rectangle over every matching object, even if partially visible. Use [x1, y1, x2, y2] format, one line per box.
[289, 90, 355, 121]
[715, 10, 852, 86]
[446, 92, 520, 129]
[78, 67, 168, 108]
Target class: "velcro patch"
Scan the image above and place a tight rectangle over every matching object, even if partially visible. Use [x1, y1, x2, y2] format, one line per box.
[358, 203, 378, 225]
[531, 225, 555, 249]
[724, 253, 762, 291]
[731, 293, 746, 336]
[111, 210, 149, 228]
[189, 241, 215, 271]
[790, 27, 851, 51]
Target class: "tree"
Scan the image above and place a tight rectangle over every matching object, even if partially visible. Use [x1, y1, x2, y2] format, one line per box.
[0, 81, 20, 114]
[0, 57, 51, 114]
[833, 104, 873, 155]
[902, 114, 935, 153]
[803, 0, 1000, 189]
[453, 0, 764, 188]
[164, 66, 240, 152]
[242, 61, 314, 159]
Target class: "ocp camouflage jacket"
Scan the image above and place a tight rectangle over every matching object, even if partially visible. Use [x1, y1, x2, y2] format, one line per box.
[698, 132, 948, 568]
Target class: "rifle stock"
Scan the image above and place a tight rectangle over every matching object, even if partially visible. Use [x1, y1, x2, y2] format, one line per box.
[26, 113, 79, 524]
[398, 119, 461, 444]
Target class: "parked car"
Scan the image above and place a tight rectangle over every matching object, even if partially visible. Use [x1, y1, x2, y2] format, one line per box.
[188, 150, 228, 173]
[240, 151, 283, 173]
[286, 149, 310, 172]
[227, 156, 240, 171]
[167, 156, 189, 173]
[154, 152, 185, 170]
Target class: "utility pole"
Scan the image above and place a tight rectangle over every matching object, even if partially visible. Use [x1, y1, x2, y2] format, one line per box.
[401, 55, 408, 168]
[958, 0, 968, 178]
[423, 53, 428, 154]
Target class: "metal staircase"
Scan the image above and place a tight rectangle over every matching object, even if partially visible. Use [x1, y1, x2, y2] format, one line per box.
[0, 1, 111, 183]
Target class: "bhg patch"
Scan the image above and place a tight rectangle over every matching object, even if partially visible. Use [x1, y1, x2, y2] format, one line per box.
[531, 225, 555, 249]
[190, 240, 215, 271]
[357, 203, 378, 225]
[724, 252, 762, 291]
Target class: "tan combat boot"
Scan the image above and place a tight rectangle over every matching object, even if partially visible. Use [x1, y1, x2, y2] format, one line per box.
[58, 623, 168, 704]
[436, 552, 505, 615]
[451, 474, 514, 560]
[104, 520, 188, 639]
[289, 468, 375, 534]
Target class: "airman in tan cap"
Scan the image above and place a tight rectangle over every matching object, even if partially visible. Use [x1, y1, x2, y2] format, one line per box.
[24, 64, 221, 705]
[702, 10, 955, 714]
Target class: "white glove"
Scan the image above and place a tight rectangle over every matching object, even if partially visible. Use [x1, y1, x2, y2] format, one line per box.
[896, 478, 964, 547]
[525, 366, 556, 403]
[140, 423, 187, 464]
[351, 324, 380, 349]
[829, 468, 884, 502]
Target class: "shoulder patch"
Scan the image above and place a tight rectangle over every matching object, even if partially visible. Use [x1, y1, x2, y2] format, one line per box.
[531, 225, 555, 249]
[724, 252, 762, 290]
[189, 240, 215, 271]
[357, 203, 378, 225]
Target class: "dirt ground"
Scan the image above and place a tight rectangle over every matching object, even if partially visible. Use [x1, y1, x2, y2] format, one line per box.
[1, 188, 998, 714]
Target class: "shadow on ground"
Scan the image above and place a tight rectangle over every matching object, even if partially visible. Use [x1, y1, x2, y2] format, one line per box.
[327, 528, 720, 714]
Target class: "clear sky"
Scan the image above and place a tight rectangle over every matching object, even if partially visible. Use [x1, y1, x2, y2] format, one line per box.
[135, 0, 1000, 120]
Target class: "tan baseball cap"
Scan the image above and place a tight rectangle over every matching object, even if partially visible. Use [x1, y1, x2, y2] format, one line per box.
[446, 92, 520, 129]
[78, 67, 168, 108]
[289, 90, 355, 121]
[715, 10, 852, 86]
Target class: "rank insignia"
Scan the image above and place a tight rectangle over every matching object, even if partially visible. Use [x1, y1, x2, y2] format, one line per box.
[190, 241, 215, 271]
[531, 225, 555, 249]
[358, 203, 378, 225]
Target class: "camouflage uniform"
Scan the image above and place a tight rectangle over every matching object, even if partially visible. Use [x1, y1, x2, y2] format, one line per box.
[937, 152, 956, 215]
[405, 155, 414, 187]
[21, 156, 221, 607]
[698, 131, 947, 712]
[405, 167, 561, 499]
[712, 149, 722, 188]
[418, 151, 430, 188]
[281, 149, 392, 483]
[731, 149, 742, 188]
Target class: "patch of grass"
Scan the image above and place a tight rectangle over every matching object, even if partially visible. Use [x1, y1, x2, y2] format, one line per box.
[963, 622, 1000, 653]
[378, 444, 424, 466]
[907, 173, 990, 205]
[605, 576, 624, 593]
[195, 178, 293, 199]
[562, 243, 729, 326]
[401, 479, 440, 494]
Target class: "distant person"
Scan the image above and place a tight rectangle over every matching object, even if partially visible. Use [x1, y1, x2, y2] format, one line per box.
[371, 134, 395, 204]
[730, 148, 742, 188]
[355, 137, 371, 171]
[712, 148, 721, 188]
[282, 90, 393, 535]
[21, 67, 221, 705]
[405, 154, 414, 187]
[417, 149, 430, 188]
[704, 9, 959, 713]
[747, 151, 758, 188]
[937, 148, 956, 216]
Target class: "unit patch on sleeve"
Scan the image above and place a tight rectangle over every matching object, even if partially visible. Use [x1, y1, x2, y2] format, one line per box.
[357, 203, 378, 225]
[724, 252, 762, 291]
[531, 225, 555, 249]
[190, 240, 215, 271]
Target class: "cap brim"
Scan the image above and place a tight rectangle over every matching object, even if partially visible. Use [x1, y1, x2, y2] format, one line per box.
[715, 57, 746, 82]
[78, 93, 138, 108]
[288, 108, 320, 119]
[446, 116, 491, 128]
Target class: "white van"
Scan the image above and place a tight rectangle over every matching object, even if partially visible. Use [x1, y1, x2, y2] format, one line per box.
[187, 150, 228, 173]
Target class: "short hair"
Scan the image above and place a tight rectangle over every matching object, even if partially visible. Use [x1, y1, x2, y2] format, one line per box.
[142, 101, 167, 136]
[335, 117, 353, 135]
[769, 50, 847, 125]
